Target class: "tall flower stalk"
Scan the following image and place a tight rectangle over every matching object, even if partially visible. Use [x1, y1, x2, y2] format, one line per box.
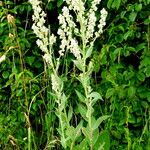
[29, 0, 109, 149]
[29, 0, 69, 148]
[58, 1, 108, 148]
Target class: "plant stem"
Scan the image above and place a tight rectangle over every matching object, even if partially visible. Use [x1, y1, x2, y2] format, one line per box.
[28, 127, 31, 150]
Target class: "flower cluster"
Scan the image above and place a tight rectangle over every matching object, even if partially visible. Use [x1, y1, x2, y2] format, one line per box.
[97, 8, 108, 35]
[57, 6, 81, 58]
[29, 0, 56, 64]
[57, 0, 107, 59]
[51, 74, 59, 92]
[86, 0, 102, 42]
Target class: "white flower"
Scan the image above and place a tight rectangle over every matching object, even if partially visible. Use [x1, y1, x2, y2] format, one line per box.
[51, 74, 59, 92]
[43, 53, 51, 64]
[69, 39, 81, 59]
[49, 34, 56, 45]
[86, 11, 97, 40]
[0, 55, 6, 63]
[97, 8, 108, 35]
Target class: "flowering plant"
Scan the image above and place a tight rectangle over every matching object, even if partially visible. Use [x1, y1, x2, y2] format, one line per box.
[29, 0, 109, 149]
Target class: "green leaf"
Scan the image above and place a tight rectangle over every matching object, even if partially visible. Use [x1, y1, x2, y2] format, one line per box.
[144, 18, 150, 25]
[93, 115, 110, 130]
[115, 34, 123, 43]
[146, 66, 150, 77]
[94, 130, 110, 150]
[140, 57, 150, 68]
[85, 47, 93, 58]
[124, 31, 132, 40]
[26, 56, 35, 66]
[57, 0, 63, 7]
[77, 103, 87, 120]
[135, 3, 142, 12]
[106, 88, 115, 99]
[74, 139, 88, 150]
[82, 127, 90, 140]
[2, 71, 9, 79]
[136, 43, 146, 52]
[76, 90, 86, 103]
[110, 48, 121, 62]
[128, 86, 136, 97]
[107, 0, 113, 9]
[73, 60, 83, 71]
[68, 106, 73, 122]
[89, 92, 103, 106]
[129, 12, 137, 22]
[112, 0, 121, 10]
[137, 71, 145, 81]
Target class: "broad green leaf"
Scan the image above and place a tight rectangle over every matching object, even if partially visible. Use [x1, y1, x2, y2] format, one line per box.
[135, 3, 142, 11]
[77, 103, 87, 120]
[85, 47, 93, 58]
[93, 128, 99, 145]
[107, 0, 113, 9]
[94, 130, 110, 150]
[112, 0, 121, 10]
[136, 43, 146, 52]
[75, 90, 86, 103]
[144, 18, 150, 25]
[73, 139, 88, 150]
[129, 12, 137, 22]
[140, 56, 150, 68]
[124, 31, 132, 40]
[73, 60, 83, 71]
[89, 92, 103, 106]
[93, 115, 110, 130]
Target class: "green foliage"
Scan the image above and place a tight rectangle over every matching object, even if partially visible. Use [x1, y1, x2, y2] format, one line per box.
[0, 0, 150, 150]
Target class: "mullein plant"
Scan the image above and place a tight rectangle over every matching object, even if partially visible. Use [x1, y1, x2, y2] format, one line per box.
[29, 0, 109, 149]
